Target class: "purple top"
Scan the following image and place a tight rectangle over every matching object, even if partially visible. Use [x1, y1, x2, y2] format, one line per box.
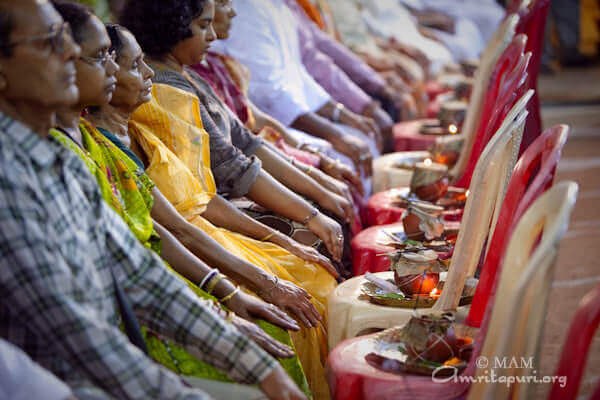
[285, 0, 385, 113]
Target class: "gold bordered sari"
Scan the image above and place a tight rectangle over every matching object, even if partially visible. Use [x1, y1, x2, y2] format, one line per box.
[130, 83, 336, 399]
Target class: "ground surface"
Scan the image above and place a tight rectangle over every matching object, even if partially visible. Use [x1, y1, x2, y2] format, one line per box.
[533, 65, 600, 399]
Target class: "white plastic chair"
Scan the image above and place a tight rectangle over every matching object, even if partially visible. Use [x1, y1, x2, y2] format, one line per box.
[434, 90, 533, 311]
[467, 181, 578, 400]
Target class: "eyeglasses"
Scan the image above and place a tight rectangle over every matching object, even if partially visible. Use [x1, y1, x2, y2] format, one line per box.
[80, 49, 117, 67]
[1, 22, 72, 54]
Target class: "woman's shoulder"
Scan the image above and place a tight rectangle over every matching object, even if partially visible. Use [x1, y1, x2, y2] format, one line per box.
[151, 67, 196, 94]
[183, 67, 216, 93]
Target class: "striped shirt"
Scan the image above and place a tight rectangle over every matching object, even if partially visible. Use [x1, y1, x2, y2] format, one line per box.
[0, 112, 276, 399]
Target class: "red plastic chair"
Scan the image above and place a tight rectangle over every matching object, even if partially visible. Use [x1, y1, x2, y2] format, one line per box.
[465, 125, 568, 327]
[453, 47, 531, 189]
[327, 128, 570, 399]
[548, 283, 600, 400]
[365, 36, 529, 228]
[514, 0, 551, 154]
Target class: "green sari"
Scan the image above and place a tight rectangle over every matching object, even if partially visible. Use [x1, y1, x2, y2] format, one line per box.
[50, 119, 310, 396]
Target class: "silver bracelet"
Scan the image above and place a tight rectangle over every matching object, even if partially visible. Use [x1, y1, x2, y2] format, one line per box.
[332, 102, 345, 122]
[301, 208, 319, 225]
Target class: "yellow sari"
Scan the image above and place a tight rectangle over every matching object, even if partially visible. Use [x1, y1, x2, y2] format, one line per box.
[129, 83, 335, 399]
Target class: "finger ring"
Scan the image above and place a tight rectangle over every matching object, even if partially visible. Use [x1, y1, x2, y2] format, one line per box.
[337, 234, 343, 242]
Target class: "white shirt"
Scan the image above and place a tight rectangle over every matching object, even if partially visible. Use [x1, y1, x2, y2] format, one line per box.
[211, 0, 330, 126]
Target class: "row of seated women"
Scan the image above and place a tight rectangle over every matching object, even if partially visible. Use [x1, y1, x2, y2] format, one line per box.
[0, 0, 505, 399]
[56, 1, 344, 398]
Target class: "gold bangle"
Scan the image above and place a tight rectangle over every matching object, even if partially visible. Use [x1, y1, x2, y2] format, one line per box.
[261, 231, 276, 241]
[219, 287, 240, 304]
[205, 273, 223, 295]
[225, 310, 234, 322]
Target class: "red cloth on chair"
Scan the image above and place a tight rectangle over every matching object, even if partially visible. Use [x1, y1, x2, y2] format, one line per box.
[424, 80, 450, 100]
[351, 221, 459, 276]
[327, 332, 475, 400]
[427, 96, 442, 118]
[366, 190, 463, 227]
[392, 119, 438, 152]
[350, 223, 399, 276]
[365, 191, 406, 227]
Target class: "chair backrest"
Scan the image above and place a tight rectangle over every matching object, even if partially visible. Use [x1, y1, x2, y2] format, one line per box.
[516, 0, 552, 153]
[432, 95, 529, 312]
[479, 11, 519, 66]
[456, 14, 519, 151]
[548, 283, 600, 400]
[467, 181, 579, 400]
[465, 125, 569, 328]
[453, 35, 531, 188]
[515, 0, 550, 87]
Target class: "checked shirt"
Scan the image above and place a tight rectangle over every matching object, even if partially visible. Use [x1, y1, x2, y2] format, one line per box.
[0, 113, 276, 399]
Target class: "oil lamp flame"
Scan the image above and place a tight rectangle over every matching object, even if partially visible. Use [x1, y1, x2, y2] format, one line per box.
[448, 124, 458, 134]
[424, 158, 433, 166]
[465, 190, 470, 197]
[430, 288, 440, 298]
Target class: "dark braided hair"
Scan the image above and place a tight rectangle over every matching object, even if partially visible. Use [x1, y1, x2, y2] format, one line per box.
[119, 0, 207, 58]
